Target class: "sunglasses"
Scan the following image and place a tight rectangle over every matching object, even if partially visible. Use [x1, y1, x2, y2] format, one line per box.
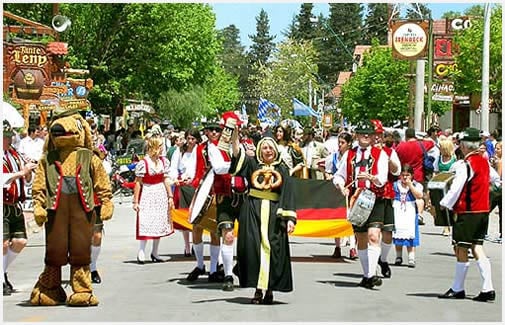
[208, 127, 222, 132]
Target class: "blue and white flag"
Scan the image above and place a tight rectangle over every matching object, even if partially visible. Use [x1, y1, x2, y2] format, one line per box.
[292, 98, 321, 118]
[258, 98, 281, 125]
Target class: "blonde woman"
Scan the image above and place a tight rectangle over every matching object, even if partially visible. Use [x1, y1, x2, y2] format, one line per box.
[133, 136, 175, 264]
[436, 137, 457, 237]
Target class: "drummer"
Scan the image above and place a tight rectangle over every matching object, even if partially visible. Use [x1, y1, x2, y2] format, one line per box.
[333, 120, 389, 289]
[187, 112, 244, 292]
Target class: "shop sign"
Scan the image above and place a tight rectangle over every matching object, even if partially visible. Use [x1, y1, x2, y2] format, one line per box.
[433, 62, 458, 80]
[11, 44, 48, 68]
[391, 21, 429, 59]
[126, 103, 154, 114]
[447, 17, 472, 33]
[60, 98, 90, 110]
[430, 82, 455, 102]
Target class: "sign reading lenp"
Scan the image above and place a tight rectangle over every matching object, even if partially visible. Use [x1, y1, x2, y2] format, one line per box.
[391, 21, 429, 60]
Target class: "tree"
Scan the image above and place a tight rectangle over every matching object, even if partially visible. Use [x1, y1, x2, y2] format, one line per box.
[452, 4, 502, 111]
[248, 9, 276, 67]
[339, 40, 410, 124]
[290, 3, 317, 41]
[157, 86, 207, 129]
[250, 39, 319, 124]
[406, 3, 432, 20]
[217, 25, 248, 106]
[362, 3, 388, 45]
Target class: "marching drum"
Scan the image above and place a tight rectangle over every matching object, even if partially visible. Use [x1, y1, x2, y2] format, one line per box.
[347, 188, 376, 227]
[188, 169, 217, 233]
[428, 172, 455, 226]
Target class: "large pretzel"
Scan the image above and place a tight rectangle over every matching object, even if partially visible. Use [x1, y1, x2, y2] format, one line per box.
[251, 167, 282, 190]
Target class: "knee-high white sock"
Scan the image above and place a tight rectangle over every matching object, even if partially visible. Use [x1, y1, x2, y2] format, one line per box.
[349, 235, 356, 249]
[5, 248, 18, 271]
[408, 250, 415, 261]
[380, 242, 391, 263]
[138, 240, 147, 260]
[209, 245, 220, 274]
[90, 245, 101, 272]
[358, 249, 368, 277]
[451, 261, 470, 292]
[367, 245, 381, 278]
[221, 244, 234, 276]
[3, 253, 8, 273]
[151, 239, 160, 257]
[477, 257, 494, 292]
[193, 242, 205, 270]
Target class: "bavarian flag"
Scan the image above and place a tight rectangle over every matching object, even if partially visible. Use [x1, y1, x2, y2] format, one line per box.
[171, 178, 353, 238]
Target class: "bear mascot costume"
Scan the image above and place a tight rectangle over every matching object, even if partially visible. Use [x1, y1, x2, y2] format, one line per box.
[30, 109, 113, 307]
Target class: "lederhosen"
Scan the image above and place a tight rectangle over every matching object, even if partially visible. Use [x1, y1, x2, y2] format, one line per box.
[346, 146, 385, 232]
[3, 148, 27, 240]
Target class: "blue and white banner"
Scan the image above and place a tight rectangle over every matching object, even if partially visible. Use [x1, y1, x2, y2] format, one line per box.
[293, 98, 321, 118]
[258, 98, 281, 125]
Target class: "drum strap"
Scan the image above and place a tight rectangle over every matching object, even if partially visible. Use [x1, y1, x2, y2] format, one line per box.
[465, 161, 472, 211]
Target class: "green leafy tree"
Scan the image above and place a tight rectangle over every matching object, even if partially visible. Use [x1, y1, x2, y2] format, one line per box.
[362, 3, 388, 45]
[204, 65, 241, 118]
[339, 40, 410, 124]
[406, 3, 432, 20]
[157, 86, 207, 129]
[452, 4, 502, 110]
[250, 39, 319, 124]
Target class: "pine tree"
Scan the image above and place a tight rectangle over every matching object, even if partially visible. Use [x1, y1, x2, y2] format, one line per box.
[362, 3, 389, 45]
[248, 9, 276, 67]
[217, 25, 248, 97]
[406, 3, 432, 20]
[291, 3, 317, 41]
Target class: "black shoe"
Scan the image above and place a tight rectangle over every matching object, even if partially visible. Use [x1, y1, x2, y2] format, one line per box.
[357, 277, 368, 287]
[3, 282, 12, 296]
[263, 290, 274, 305]
[438, 288, 466, 299]
[4, 273, 14, 292]
[184, 250, 191, 258]
[418, 215, 425, 225]
[362, 276, 382, 289]
[472, 290, 496, 302]
[186, 266, 206, 281]
[91, 271, 102, 284]
[150, 254, 167, 263]
[208, 271, 225, 283]
[378, 259, 391, 278]
[217, 263, 224, 274]
[222, 276, 234, 291]
[251, 289, 263, 304]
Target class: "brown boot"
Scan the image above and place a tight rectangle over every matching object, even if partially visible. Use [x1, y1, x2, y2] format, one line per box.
[30, 265, 67, 306]
[66, 265, 99, 307]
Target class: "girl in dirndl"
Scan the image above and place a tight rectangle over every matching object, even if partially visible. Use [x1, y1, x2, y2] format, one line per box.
[392, 164, 424, 268]
[133, 136, 175, 264]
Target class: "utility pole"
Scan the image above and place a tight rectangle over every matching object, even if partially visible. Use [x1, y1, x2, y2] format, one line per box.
[426, 19, 434, 129]
[415, 59, 425, 131]
[480, 3, 491, 132]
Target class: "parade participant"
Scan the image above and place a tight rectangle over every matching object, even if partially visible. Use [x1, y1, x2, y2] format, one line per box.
[187, 114, 241, 288]
[3, 120, 37, 296]
[273, 124, 305, 177]
[30, 110, 113, 306]
[90, 145, 112, 284]
[333, 120, 389, 289]
[230, 132, 296, 304]
[324, 131, 357, 259]
[438, 128, 501, 302]
[392, 164, 423, 268]
[133, 136, 174, 264]
[373, 123, 401, 279]
[436, 137, 457, 236]
[300, 127, 329, 180]
[17, 125, 44, 163]
[169, 128, 201, 257]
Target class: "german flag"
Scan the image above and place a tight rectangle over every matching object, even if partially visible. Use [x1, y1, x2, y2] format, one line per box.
[171, 178, 353, 238]
[292, 178, 353, 238]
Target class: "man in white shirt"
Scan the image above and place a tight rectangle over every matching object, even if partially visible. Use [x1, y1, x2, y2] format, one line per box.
[17, 125, 44, 163]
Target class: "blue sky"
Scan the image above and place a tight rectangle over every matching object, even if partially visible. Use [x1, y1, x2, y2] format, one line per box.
[212, 2, 486, 48]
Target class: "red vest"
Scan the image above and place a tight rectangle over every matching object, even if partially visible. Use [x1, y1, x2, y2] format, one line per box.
[346, 146, 384, 198]
[3, 148, 26, 205]
[191, 141, 232, 196]
[381, 146, 395, 199]
[454, 153, 490, 214]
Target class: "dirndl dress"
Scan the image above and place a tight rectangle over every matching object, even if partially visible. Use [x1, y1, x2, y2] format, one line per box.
[392, 181, 421, 247]
[135, 156, 173, 240]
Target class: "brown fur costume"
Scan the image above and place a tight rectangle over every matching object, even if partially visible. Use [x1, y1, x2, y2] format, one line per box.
[30, 109, 113, 307]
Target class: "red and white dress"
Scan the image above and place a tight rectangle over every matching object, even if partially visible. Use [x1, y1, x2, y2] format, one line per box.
[135, 156, 174, 240]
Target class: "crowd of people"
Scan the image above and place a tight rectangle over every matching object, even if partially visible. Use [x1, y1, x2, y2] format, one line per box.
[3, 111, 502, 304]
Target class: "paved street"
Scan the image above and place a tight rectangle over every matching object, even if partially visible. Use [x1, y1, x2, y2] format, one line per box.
[3, 197, 502, 323]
